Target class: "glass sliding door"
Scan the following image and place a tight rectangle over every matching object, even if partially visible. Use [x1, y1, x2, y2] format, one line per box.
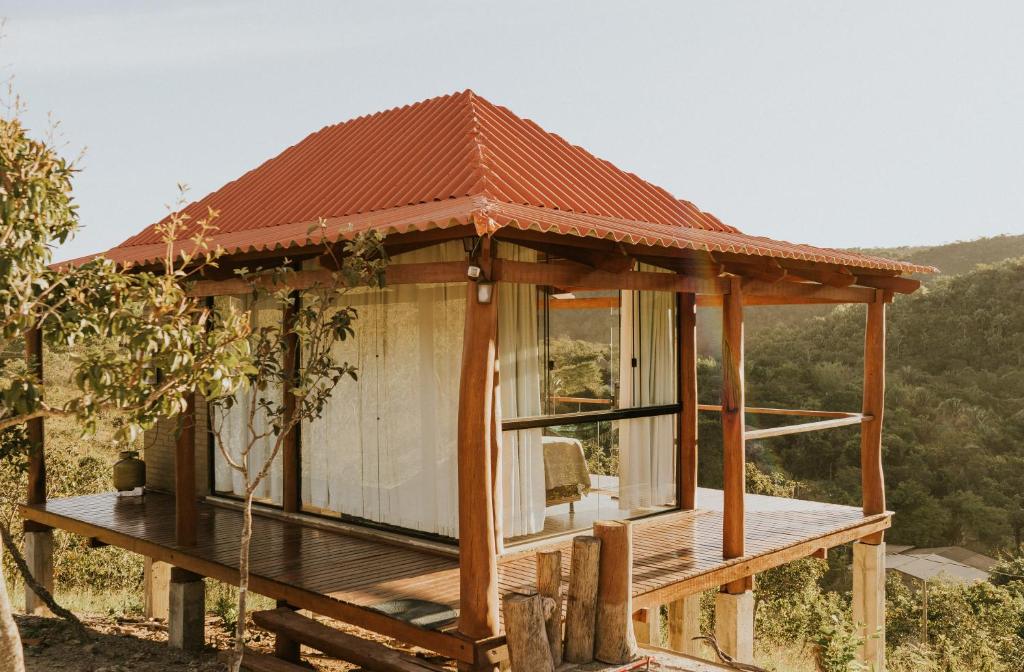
[499, 251, 679, 544]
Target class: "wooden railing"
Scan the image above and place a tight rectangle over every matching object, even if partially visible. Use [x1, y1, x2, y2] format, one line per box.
[697, 404, 869, 441]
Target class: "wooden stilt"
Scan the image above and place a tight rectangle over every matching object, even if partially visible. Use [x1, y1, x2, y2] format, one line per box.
[455, 277, 500, 660]
[678, 292, 698, 510]
[23, 531, 53, 616]
[144, 557, 171, 620]
[853, 541, 886, 671]
[633, 607, 662, 647]
[668, 594, 702, 657]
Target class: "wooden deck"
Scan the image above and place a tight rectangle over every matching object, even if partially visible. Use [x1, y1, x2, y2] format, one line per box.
[21, 488, 889, 663]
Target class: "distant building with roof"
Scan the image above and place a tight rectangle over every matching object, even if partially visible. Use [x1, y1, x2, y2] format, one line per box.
[885, 545, 995, 585]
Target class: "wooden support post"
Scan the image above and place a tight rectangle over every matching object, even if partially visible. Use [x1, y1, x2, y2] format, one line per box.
[852, 541, 885, 671]
[633, 607, 661, 647]
[678, 292, 698, 510]
[564, 535, 601, 663]
[714, 589, 754, 665]
[23, 531, 53, 616]
[593, 521, 637, 665]
[274, 600, 301, 663]
[668, 594, 702, 657]
[456, 277, 500, 661]
[175, 392, 198, 547]
[503, 593, 555, 672]
[25, 326, 46, 509]
[168, 568, 205, 651]
[721, 278, 746, 594]
[281, 294, 300, 514]
[861, 295, 886, 544]
[23, 326, 54, 615]
[144, 557, 171, 620]
[491, 358, 504, 553]
[536, 550, 563, 666]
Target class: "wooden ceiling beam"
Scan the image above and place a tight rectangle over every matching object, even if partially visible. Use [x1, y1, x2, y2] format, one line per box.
[719, 259, 787, 283]
[780, 264, 856, 288]
[502, 237, 636, 273]
[854, 274, 920, 294]
[635, 254, 723, 277]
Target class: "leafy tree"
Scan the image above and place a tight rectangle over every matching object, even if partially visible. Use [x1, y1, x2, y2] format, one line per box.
[209, 238, 384, 672]
[0, 113, 252, 669]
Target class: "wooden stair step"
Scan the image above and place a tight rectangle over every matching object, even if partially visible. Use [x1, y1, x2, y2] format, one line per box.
[241, 648, 312, 672]
[252, 608, 448, 672]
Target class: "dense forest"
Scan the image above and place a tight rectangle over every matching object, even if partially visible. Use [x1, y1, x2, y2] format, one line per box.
[697, 234, 1024, 555]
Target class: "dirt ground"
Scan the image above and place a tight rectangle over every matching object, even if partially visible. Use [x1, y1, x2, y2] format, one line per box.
[16, 611, 456, 671]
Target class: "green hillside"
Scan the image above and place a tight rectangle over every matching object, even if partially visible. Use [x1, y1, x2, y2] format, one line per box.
[697, 233, 1024, 355]
[698, 255, 1024, 553]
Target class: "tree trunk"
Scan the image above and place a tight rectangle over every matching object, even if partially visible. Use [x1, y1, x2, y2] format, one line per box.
[231, 491, 255, 672]
[0, 536, 26, 672]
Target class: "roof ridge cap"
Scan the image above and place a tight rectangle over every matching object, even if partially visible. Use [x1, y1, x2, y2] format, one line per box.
[464, 90, 492, 197]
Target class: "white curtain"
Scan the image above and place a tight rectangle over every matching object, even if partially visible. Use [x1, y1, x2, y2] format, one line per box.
[497, 245, 547, 538]
[301, 242, 465, 537]
[617, 283, 676, 510]
[212, 294, 284, 505]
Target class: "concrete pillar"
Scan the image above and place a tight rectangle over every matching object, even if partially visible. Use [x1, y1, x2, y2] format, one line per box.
[144, 557, 171, 620]
[633, 607, 661, 647]
[274, 600, 301, 663]
[714, 589, 754, 665]
[168, 568, 205, 651]
[853, 541, 886, 671]
[23, 530, 54, 616]
[668, 593, 703, 657]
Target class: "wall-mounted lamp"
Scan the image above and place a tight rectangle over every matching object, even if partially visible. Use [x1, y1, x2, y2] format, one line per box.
[477, 280, 494, 304]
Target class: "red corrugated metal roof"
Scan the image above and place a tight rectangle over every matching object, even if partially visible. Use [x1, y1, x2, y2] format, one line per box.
[95, 90, 933, 274]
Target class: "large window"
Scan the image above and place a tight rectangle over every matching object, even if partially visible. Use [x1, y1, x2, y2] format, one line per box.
[500, 254, 679, 544]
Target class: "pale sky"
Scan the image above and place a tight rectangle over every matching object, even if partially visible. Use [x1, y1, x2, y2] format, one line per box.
[3, 1, 1022, 261]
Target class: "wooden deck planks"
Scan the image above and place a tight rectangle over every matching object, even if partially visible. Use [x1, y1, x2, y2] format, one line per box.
[22, 487, 889, 639]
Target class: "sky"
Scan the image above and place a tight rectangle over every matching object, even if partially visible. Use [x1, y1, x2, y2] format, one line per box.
[2, 0, 1023, 261]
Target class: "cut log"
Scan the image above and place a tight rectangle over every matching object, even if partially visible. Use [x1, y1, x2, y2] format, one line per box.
[564, 535, 602, 664]
[536, 550, 564, 666]
[593, 521, 637, 665]
[502, 593, 555, 672]
[251, 608, 447, 672]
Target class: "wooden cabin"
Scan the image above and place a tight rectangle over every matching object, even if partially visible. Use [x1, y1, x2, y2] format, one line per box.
[20, 91, 933, 670]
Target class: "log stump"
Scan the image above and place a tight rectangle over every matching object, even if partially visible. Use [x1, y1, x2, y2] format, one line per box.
[563, 535, 601, 663]
[593, 521, 637, 665]
[503, 593, 555, 672]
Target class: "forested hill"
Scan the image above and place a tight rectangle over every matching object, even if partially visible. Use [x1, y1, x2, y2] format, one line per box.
[698, 233, 1024, 353]
[853, 233, 1024, 279]
[700, 254, 1024, 554]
